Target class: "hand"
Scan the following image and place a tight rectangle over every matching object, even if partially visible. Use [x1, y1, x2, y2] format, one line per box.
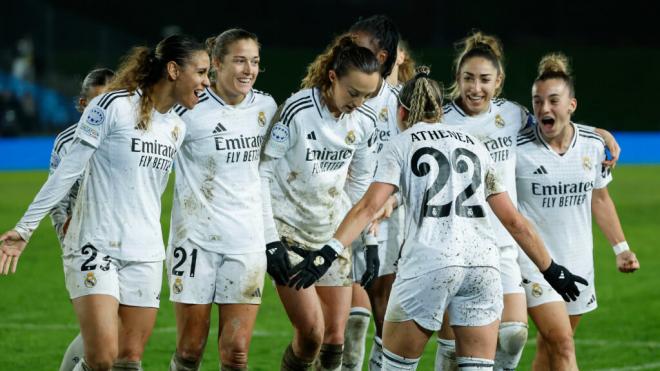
[616, 251, 640, 273]
[374, 195, 397, 222]
[360, 244, 380, 289]
[0, 230, 28, 275]
[542, 260, 588, 302]
[266, 241, 292, 285]
[595, 128, 620, 167]
[288, 245, 338, 290]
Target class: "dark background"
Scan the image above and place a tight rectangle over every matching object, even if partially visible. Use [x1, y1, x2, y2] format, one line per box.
[1, 0, 658, 134]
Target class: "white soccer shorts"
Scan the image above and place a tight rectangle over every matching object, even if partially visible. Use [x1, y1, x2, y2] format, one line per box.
[500, 244, 525, 295]
[63, 246, 162, 308]
[351, 237, 400, 281]
[385, 266, 503, 331]
[166, 240, 266, 305]
[283, 237, 352, 287]
[523, 275, 597, 315]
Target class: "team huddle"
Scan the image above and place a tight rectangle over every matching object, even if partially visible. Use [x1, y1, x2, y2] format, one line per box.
[0, 15, 640, 371]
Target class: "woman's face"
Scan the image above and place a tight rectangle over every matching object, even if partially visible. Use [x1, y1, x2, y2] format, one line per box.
[328, 68, 380, 115]
[532, 78, 577, 140]
[456, 56, 502, 116]
[214, 38, 260, 105]
[173, 50, 211, 109]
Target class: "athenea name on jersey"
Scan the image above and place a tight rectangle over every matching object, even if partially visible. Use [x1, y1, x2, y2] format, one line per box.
[264, 88, 376, 246]
[170, 88, 277, 252]
[374, 123, 504, 278]
[515, 123, 611, 280]
[65, 90, 186, 261]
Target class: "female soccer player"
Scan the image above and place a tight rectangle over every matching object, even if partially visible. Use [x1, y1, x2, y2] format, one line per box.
[0, 35, 210, 371]
[48, 67, 116, 371]
[319, 66, 586, 371]
[260, 34, 380, 370]
[515, 53, 639, 370]
[386, 40, 416, 89]
[165, 29, 276, 371]
[436, 31, 620, 371]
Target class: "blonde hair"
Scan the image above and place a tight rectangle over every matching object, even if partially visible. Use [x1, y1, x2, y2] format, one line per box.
[301, 34, 380, 100]
[396, 40, 416, 84]
[398, 66, 443, 130]
[106, 35, 205, 130]
[536, 52, 575, 97]
[448, 31, 505, 100]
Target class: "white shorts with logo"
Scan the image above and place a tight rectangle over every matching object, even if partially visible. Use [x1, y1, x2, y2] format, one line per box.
[283, 237, 352, 287]
[500, 244, 524, 295]
[166, 241, 266, 305]
[351, 238, 400, 281]
[523, 276, 597, 316]
[63, 245, 162, 308]
[385, 266, 503, 331]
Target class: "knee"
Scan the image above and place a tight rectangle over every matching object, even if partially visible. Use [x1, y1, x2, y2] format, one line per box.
[176, 337, 207, 362]
[295, 325, 324, 357]
[323, 319, 347, 344]
[498, 322, 528, 355]
[541, 330, 574, 358]
[220, 341, 250, 368]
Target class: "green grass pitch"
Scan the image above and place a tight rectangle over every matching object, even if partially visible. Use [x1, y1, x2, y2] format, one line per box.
[0, 166, 658, 370]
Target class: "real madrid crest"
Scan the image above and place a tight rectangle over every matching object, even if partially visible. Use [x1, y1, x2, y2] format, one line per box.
[495, 114, 506, 128]
[258, 111, 266, 127]
[84, 272, 97, 288]
[173, 277, 183, 294]
[345, 130, 356, 145]
[531, 283, 543, 297]
[171, 126, 181, 141]
[379, 108, 388, 122]
[582, 156, 593, 171]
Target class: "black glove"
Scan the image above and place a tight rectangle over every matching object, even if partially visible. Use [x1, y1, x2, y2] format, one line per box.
[288, 245, 338, 290]
[542, 260, 588, 302]
[360, 244, 380, 289]
[266, 241, 292, 286]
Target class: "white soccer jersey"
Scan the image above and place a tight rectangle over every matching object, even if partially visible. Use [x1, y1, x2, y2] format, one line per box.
[365, 80, 401, 241]
[62, 90, 186, 261]
[442, 98, 535, 247]
[373, 122, 506, 279]
[516, 123, 611, 284]
[49, 123, 81, 243]
[169, 88, 277, 254]
[263, 87, 377, 248]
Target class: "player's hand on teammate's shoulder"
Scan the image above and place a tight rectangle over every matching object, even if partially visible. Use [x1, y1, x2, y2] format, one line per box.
[542, 260, 588, 302]
[266, 240, 292, 285]
[616, 250, 640, 273]
[0, 230, 28, 275]
[288, 244, 337, 290]
[595, 128, 620, 168]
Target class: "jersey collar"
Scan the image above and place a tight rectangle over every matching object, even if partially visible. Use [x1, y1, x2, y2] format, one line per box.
[312, 87, 344, 121]
[450, 99, 493, 118]
[206, 87, 254, 108]
[536, 121, 578, 157]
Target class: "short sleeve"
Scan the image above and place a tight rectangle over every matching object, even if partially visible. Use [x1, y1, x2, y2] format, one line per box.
[594, 145, 613, 189]
[484, 156, 506, 197]
[373, 140, 403, 190]
[263, 102, 297, 159]
[74, 95, 116, 148]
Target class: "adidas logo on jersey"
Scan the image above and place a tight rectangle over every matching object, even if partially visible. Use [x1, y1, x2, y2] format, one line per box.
[533, 166, 548, 174]
[307, 131, 317, 140]
[251, 288, 262, 298]
[587, 294, 596, 306]
[213, 122, 227, 134]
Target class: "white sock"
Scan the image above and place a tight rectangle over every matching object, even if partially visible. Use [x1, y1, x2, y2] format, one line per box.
[112, 360, 143, 370]
[435, 338, 457, 371]
[456, 356, 494, 371]
[342, 307, 371, 371]
[494, 322, 527, 371]
[72, 359, 91, 371]
[368, 336, 384, 371]
[381, 348, 419, 370]
[60, 333, 85, 371]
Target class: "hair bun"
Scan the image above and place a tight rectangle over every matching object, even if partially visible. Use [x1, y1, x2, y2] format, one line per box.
[413, 65, 431, 79]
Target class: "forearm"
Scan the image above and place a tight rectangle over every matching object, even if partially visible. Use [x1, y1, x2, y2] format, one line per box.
[507, 216, 551, 271]
[592, 191, 626, 246]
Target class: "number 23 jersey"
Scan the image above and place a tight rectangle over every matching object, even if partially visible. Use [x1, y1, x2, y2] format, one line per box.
[374, 122, 506, 279]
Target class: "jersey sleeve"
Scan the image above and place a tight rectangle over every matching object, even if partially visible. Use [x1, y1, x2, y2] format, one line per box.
[74, 95, 116, 148]
[263, 102, 298, 159]
[48, 138, 70, 240]
[373, 140, 403, 190]
[595, 145, 613, 189]
[345, 125, 377, 204]
[484, 155, 506, 198]
[518, 104, 537, 132]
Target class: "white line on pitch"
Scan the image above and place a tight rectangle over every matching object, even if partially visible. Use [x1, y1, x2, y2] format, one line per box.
[594, 361, 660, 371]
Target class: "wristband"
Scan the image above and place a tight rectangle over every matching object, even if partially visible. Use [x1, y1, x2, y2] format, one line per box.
[326, 238, 344, 255]
[612, 241, 629, 255]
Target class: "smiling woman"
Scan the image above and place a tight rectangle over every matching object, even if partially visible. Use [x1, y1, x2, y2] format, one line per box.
[0, 34, 210, 371]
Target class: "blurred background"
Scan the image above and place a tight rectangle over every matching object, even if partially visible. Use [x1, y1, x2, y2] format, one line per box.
[1, 0, 659, 163]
